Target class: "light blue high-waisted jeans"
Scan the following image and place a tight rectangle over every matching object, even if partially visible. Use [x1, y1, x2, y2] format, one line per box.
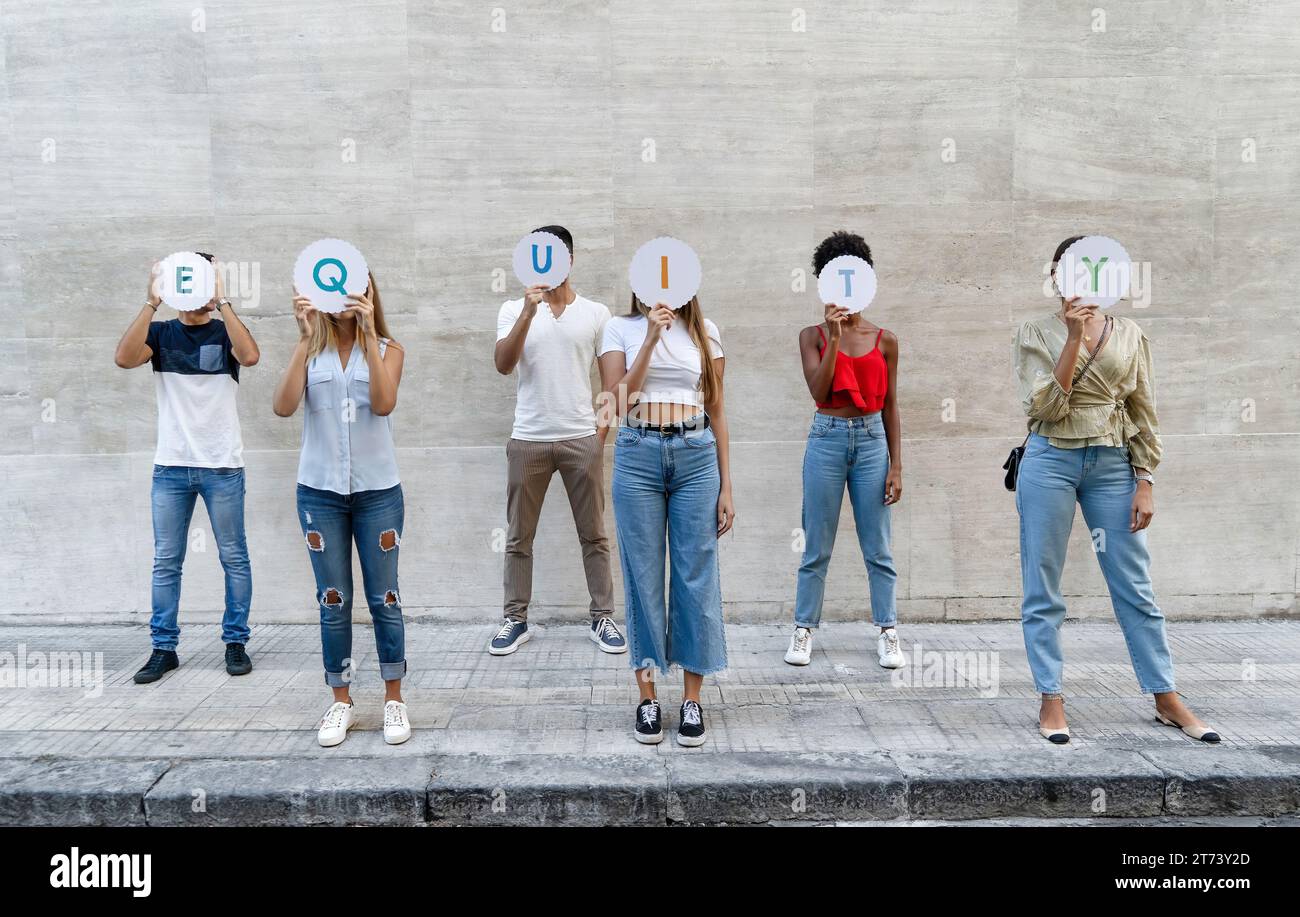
[612, 422, 727, 676]
[794, 413, 898, 629]
[1015, 433, 1176, 695]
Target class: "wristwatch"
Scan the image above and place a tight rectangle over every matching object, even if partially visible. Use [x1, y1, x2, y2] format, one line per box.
[216, 298, 233, 311]
[1134, 471, 1155, 485]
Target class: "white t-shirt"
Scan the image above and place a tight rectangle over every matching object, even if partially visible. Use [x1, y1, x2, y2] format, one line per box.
[599, 314, 723, 408]
[496, 294, 611, 441]
[147, 318, 244, 468]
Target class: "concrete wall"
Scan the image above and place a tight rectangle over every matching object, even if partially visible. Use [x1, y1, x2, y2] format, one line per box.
[1, 1, 1297, 627]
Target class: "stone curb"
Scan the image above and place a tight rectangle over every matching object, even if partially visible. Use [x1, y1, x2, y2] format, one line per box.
[0, 757, 170, 827]
[0, 747, 1296, 825]
[427, 754, 666, 826]
[665, 751, 908, 824]
[145, 757, 433, 827]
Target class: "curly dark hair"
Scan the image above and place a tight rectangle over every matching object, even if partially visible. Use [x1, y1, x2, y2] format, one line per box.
[812, 231, 872, 276]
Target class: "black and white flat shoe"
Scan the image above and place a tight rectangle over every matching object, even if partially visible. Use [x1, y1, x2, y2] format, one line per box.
[1156, 712, 1220, 743]
[1038, 723, 1070, 744]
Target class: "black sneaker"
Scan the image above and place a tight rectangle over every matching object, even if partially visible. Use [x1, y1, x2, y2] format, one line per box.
[677, 700, 706, 747]
[634, 699, 664, 745]
[133, 649, 179, 684]
[225, 643, 253, 676]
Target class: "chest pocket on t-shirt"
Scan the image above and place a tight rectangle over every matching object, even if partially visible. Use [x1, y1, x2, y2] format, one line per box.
[199, 344, 226, 373]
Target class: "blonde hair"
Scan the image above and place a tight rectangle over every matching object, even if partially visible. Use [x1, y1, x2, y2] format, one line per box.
[305, 270, 398, 361]
[627, 294, 721, 407]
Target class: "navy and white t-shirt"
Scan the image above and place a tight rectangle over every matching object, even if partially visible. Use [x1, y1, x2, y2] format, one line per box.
[146, 318, 244, 468]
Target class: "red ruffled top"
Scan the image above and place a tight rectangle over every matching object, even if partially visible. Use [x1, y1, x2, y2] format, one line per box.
[815, 327, 888, 412]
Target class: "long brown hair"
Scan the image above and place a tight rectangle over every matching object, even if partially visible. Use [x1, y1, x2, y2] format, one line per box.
[627, 294, 721, 407]
[305, 270, 397, 360]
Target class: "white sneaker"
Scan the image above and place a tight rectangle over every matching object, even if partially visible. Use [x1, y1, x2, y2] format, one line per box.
[383, 700, 411, 745]
[784, 626, 813, 666]
[317, 700, 355, 747]
[877, 628, 905, 669]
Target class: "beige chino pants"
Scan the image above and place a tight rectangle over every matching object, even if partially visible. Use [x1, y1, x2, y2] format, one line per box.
[503, 434, 615, 622]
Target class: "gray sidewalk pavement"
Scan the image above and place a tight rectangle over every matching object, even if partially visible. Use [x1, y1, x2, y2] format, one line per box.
[1, 619, 1298, 825]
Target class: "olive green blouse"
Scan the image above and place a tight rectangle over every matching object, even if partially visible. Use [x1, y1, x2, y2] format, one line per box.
[1013, 314, 1162, 473]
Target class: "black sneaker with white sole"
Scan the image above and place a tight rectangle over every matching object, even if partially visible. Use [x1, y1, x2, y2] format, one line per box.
[677, 700, 706, 747]
[635, 698, 664, 744]
[488, 619, 530, 656]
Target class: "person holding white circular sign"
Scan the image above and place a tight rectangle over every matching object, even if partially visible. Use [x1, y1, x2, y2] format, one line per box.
[490, 225, 624, 659]
[627, 237, 702, 311]
[293, 239, 370, 314]
[271, 264, 413, 749]
[597, 242, 731, 748]
[815, 253, 877, 314]
[785, 232, 905, 672]
[156, 250, 217, 311]
[1013, 235, 1218, 745]
[511, 230, 572, 290]
[113, 252, 261, 686]
[1052, 235, 1132, 309]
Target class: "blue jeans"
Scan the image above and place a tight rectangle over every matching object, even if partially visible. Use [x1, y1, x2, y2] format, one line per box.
[794, 413, 897, 629]
[150, 465, 251, 650]
[612, 423, 726, 676]
[296, 483, 407, 688]
[1016, 433, 1176, 695]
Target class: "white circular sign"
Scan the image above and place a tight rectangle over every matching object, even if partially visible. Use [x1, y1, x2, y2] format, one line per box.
[293, 238, 369, 314]
[512, 231, 571, 289]
[1054, 236, 1131, 309]
[628, 237, 701, 310]
[157, 251, 215, 312]
[817, 254, 877, 314]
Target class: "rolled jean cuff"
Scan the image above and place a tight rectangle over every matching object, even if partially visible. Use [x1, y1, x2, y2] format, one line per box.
[1143, 682, 1176, 695]
[873, 614, 898, 628]
[379, 660, 407, 682]
[323, 669, 350, 689]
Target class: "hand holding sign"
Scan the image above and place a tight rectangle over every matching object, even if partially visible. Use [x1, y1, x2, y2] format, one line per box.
[629, 237, 701, 311]
[292, 290, 317, 339]
[1054, 236, 1131, 309]
[293, 239, 369, 313]
[513, 231, 571, 289]
[157, 251, 216, 312]
[644, 303, 676, 343]
[817, 254, 876, 314]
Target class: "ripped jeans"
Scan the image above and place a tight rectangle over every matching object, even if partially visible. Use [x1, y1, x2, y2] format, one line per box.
[296, 483, 406, 688]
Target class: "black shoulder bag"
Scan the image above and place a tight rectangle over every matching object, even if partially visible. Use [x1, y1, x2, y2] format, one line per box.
[1003, 316, 1111, 492]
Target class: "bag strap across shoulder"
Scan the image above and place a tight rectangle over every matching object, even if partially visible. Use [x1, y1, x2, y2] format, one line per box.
[1071, 315, 1112, 387]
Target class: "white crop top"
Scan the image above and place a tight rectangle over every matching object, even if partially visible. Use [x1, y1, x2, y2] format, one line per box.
[600, 314, 723, 408]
